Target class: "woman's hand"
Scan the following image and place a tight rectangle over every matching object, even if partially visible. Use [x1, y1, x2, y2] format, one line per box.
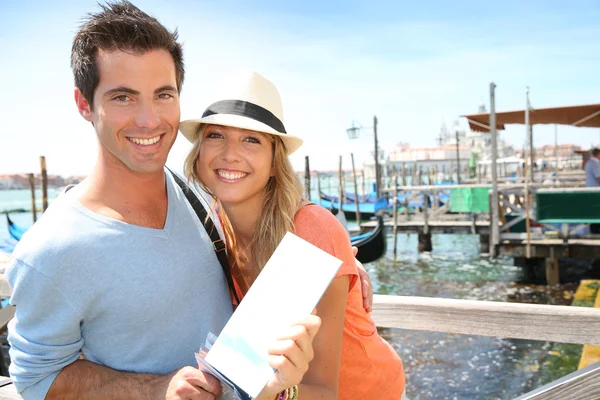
[255, 314, 321, 400]
[352, 246, 373, 312]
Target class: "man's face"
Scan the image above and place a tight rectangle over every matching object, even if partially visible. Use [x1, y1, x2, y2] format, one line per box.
[75, 49, 180, 174]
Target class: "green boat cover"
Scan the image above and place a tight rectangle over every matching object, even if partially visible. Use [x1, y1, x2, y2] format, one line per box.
[449, 187, 490, 213]
[536, 191, 600, 223]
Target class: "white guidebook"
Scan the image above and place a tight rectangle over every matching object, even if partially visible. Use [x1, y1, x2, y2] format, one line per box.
[203, 232, 343, 398]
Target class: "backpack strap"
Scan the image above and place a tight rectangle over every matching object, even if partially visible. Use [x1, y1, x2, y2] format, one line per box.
[167, 168, 240, 305]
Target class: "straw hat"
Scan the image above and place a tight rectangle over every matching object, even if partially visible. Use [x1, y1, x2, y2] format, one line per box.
[179, 70, 303, 155]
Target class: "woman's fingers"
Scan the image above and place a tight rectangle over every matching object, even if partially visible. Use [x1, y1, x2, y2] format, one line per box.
[261, 314, 322, 396]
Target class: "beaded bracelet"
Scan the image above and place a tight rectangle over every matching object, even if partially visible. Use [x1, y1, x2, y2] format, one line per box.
[289, 385, 299, 400]
[277, 385, 299, 400]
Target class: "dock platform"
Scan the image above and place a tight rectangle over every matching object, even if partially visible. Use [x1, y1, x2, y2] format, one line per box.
[361, 218, 490, 233]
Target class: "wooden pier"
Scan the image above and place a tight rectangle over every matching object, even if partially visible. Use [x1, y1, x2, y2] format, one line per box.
[359, 182, 600, 285]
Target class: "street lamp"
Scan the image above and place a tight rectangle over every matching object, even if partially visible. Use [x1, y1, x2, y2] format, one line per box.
[346, 122, 361, 139]
[346, 115, 381, 199]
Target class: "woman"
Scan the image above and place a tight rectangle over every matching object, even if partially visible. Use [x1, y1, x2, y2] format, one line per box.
[181, 71, 406, 400]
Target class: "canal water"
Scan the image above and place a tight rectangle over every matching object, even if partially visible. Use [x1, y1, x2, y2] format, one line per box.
[0, 192, 583, 399]
[373, 232, 579, 400]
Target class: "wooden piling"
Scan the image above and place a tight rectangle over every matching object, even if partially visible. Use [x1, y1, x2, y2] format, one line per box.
[525, 158, 532, 258]
[28, 173, 37, 223]
[392, 171, 399, 260]
[40, 156, 48, 212]
[338, 156, 344, 215]
[429, 166, 434, 185]
[350, 153, 361, 223]
[412, 162, 418, 186]
[488, 191, 495, 256]
[418, 195, 432, 252]
[316, 172, 322, 206]
[432, 189, 438, 211]
[479, 233, 490, 254]
[304, 156, 311, 200]
[403, 187, 410, 221]
[361, 169, 366, 199]
[401, 162, 406, 187]
[545, 247, 560, 286]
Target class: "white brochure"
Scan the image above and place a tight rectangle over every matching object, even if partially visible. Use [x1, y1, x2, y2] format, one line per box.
[204, 232, 343, 398]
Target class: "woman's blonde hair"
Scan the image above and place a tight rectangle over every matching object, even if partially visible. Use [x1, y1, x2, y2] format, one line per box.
[184, 125, 304, 295]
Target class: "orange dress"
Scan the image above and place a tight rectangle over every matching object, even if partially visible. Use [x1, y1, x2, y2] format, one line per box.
[293, 205, 406, 400]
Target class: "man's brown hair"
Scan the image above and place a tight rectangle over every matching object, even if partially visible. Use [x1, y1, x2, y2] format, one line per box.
[71, 1, 184, 109]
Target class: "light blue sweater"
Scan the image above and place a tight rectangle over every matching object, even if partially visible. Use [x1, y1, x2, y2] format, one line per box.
[6, 172, 233, 399]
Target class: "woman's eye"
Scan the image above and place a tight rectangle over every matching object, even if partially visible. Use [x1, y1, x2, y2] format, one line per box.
[206, 132, 223, 139]
[245, 136, 261, 144]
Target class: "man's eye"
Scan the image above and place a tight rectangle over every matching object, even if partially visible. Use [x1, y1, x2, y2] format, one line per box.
[158, 93, 174, 100]
[113, 95, 130, 102]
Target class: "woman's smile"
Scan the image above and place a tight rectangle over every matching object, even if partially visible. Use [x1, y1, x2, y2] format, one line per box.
[215, 168, 250, 183]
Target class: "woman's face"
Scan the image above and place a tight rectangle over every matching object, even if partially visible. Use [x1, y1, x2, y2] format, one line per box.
[197, 124, 274, 207]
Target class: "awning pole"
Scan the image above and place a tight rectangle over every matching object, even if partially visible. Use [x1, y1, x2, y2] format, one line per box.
[554, 124, 558, 183]
[490, 82, 499, 258]
[526, 87, 534, 182]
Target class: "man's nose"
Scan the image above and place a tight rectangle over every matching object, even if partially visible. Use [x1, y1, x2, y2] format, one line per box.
[135, 99, 161, 129]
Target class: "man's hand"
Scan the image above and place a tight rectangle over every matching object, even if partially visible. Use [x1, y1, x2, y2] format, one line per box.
[257, 314, 322, 400]
[160, 367, 222, 400]
[352, 246, 373, 312]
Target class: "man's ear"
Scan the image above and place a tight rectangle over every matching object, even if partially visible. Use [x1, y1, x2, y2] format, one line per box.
[74, 88, 93, 122]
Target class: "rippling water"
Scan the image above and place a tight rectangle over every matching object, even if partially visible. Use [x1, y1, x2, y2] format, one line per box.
[371, 233, 578, 400]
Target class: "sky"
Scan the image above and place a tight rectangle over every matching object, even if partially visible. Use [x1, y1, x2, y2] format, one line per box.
[1, 0, 600, 177]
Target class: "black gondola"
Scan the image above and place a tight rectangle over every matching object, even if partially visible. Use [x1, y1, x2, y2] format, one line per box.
[4, 210, 386, 264]
[318, 192, 390, 221]
[350, 216, 386, 264]
[6, 213, 26, 241]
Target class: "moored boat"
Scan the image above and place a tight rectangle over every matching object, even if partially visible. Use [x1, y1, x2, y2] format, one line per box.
[350, 216, 386, 264]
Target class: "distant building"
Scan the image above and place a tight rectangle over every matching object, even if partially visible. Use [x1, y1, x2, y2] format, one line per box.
[0, 174, 85, 190]
[537, 144, 581, 158]
[388, 143, 470, 163]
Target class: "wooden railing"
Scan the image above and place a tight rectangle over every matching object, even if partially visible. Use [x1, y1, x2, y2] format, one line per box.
[0, 295, 599, 399]
[513, 360, 600, 400]
[372, 295, 600, 400]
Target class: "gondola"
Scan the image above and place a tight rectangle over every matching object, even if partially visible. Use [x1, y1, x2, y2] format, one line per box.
[4, 210, 386, 264]
[6, 213, 26, 241]
[350, 216, 386, 264]
[317, 193, 390, 220]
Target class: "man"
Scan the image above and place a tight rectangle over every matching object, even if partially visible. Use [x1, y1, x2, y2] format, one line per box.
[585, 145, 600, 234]
[5, 2, 364, 400]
